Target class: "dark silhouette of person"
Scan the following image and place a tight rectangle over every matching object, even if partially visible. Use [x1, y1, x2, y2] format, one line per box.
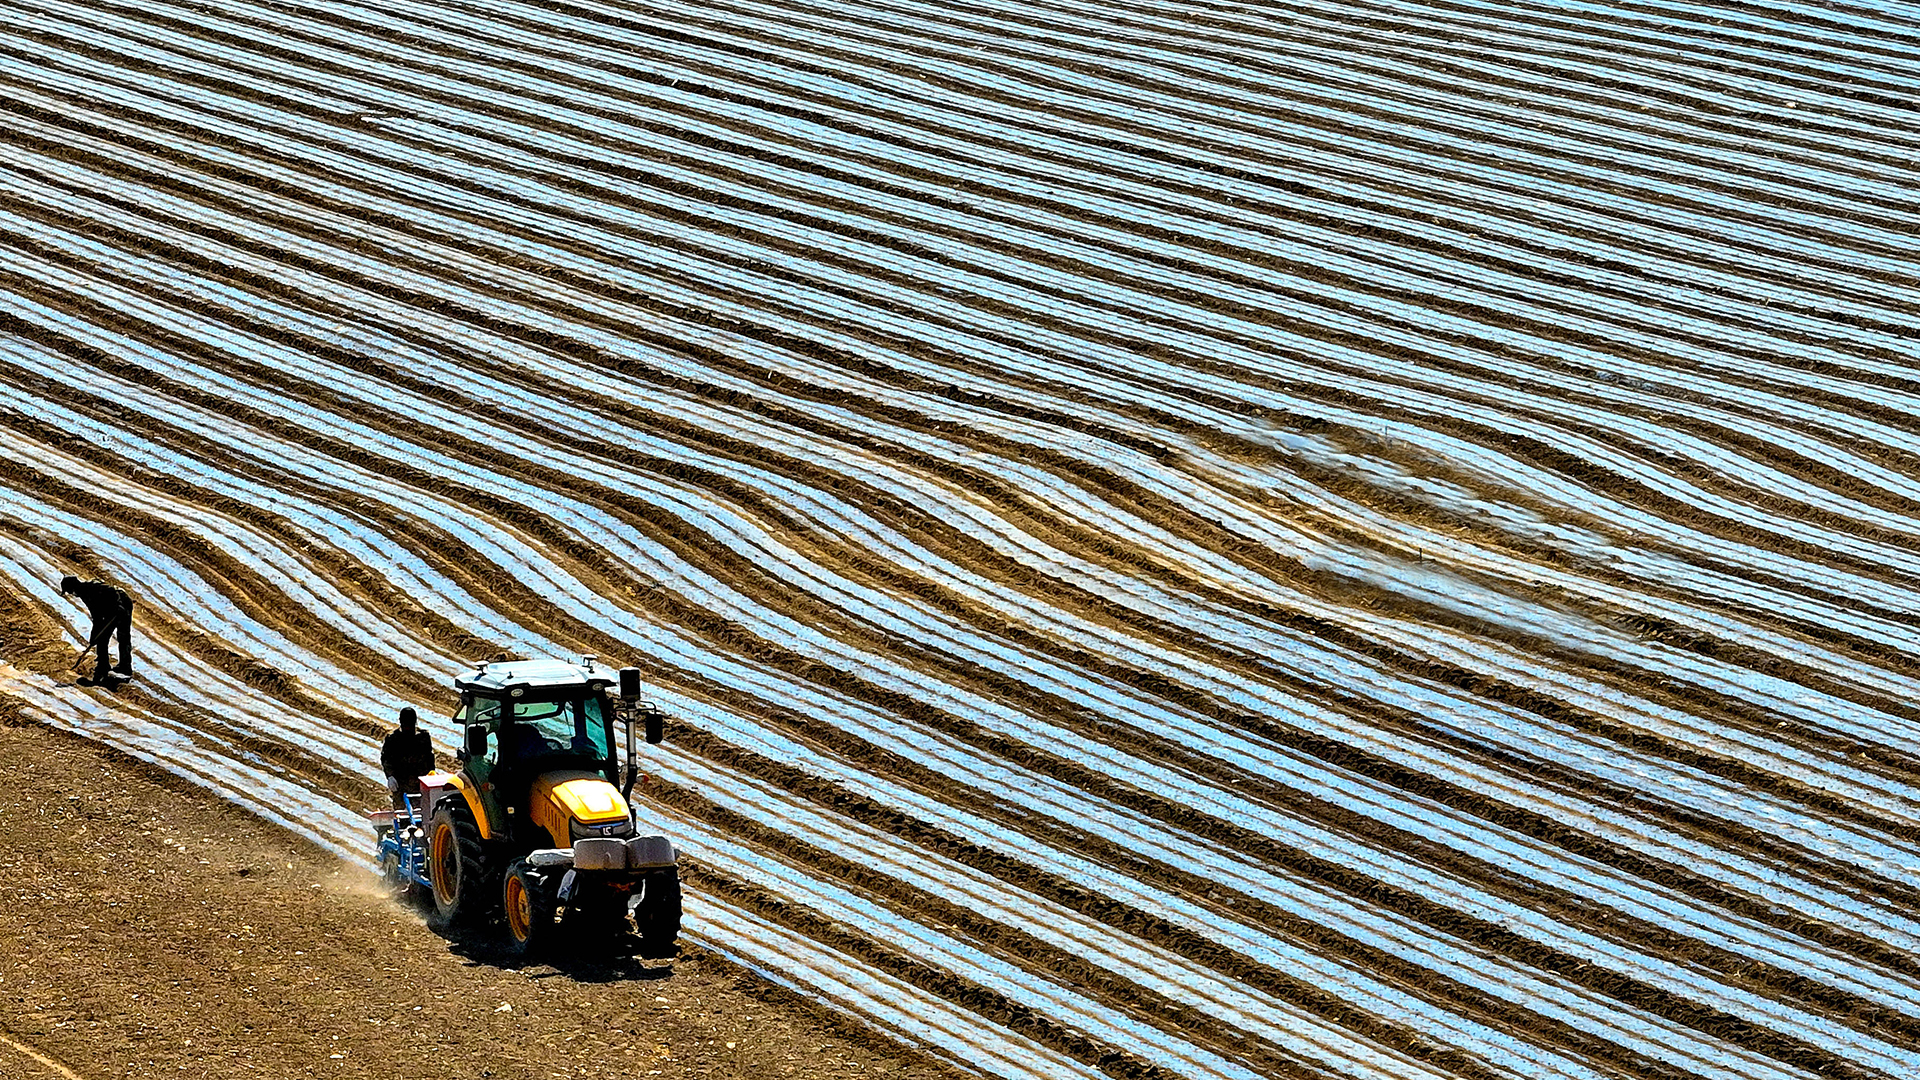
[504, 719, 553, 762]
[381, 707, 435, 814]
[61, 575, 132, 684]
[489, 719, 549, 813]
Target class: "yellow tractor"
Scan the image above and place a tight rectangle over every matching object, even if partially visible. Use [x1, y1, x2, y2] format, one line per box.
[376, 658, 679, 958]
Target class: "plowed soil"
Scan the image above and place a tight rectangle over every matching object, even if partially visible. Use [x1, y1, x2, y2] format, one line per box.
[0, 718, 956, 1080]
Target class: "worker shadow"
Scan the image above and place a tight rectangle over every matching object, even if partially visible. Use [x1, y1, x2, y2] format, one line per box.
[442, 929, 679, 984]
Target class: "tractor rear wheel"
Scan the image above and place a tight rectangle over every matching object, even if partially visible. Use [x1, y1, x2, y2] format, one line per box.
[427, 799, 495, 929]
[502, 862, 558, 958]
[633, 868, 681, 959]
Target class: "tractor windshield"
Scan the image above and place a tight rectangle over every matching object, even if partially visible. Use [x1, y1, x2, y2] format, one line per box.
[506, 696, 611, 763]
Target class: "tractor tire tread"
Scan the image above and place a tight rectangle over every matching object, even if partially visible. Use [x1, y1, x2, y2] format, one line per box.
[427, 800, 498, 930]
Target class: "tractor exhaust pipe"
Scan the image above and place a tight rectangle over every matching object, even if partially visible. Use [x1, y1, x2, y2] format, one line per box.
[618, 666, 670, 802]
[620, 666, 664, 745]
[620, 667, 640, 800]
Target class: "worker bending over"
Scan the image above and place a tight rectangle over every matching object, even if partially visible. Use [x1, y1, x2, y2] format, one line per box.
[61, 575, 133, 685]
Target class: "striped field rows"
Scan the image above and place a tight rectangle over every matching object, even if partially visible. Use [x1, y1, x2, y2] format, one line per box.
[0, 0, 1916, 1076]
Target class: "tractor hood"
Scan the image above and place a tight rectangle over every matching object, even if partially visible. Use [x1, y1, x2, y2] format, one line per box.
[531, 770, 631, 848]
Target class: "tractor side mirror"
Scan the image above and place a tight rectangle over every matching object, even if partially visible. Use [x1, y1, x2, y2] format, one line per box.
[464, 725, 488, 761]
[619, 666, 641, 699]
[643, 707, 665, 745]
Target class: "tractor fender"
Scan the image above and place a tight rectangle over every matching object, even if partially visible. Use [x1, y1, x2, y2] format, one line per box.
[415, 771, 454, 823]
[442, 772, 495, 840]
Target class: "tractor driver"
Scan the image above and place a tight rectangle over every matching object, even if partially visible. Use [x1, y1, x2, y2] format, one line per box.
[381, 707, 435, 813]
[491, 718, 553, 795]
[503, 718, 555, 761]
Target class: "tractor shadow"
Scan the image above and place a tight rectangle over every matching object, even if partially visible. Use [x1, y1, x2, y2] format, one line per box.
[440, 927, 679, 984]
[386, 888, 679, 983]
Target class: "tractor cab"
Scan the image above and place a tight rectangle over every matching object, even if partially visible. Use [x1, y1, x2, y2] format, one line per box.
[450, 657, 664, 850]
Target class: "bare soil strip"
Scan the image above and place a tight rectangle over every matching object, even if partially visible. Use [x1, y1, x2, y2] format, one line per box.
[0, 717, 960, 1080]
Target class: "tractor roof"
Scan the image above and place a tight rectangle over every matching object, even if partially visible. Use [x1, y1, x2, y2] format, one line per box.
[454, 658, 615, 697]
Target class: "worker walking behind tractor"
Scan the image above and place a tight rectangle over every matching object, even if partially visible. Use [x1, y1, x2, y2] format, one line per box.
[62, 574, 133, 686]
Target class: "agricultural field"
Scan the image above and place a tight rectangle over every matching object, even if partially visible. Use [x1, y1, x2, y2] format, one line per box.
[0, 0, 1915, 1076]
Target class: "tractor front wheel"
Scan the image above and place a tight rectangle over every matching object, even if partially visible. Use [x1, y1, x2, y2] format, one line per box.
[502, 862, 558, 958]
[427, 799, 495, 929]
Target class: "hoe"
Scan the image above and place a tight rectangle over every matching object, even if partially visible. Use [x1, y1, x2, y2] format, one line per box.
[370, 657, 680, 958]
